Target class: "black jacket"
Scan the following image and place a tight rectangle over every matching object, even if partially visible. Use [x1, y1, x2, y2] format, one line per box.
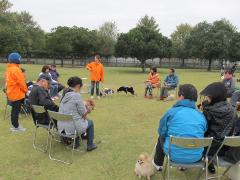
[203, 101, 236, 155]
[29, 84, 59, 125]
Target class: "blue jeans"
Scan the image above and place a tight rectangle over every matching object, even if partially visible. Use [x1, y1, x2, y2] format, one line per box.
[86, 120, 94, 146]
[91, 81, 99, 96]
[50, 84, 58, 97]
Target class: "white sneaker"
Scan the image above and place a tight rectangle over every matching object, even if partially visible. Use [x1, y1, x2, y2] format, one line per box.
[10, 126, 26, 132]
[152, 160, 163, 171]
[91, 96, 94, 99]
[97, 96, 101, 100]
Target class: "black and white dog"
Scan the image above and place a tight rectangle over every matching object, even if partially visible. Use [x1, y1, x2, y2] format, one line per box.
[117, 86, 135, 95]
[100, 88, 115, 97]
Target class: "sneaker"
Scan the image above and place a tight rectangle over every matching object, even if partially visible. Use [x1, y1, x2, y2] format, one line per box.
[91, 96, 94, 99]
[152, 160, 163, 171]
[208, 163, 216, 174]
[10, 126, 26, 132]
[97, 96, 101, 100]
[87, 143, 97, 151]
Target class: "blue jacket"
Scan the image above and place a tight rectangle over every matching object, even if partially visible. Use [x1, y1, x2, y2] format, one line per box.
[158, 99, 207, 163]
[164, 74, 179, 87]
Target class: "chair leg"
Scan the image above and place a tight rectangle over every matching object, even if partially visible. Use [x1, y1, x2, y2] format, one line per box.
[205, 158, 208, 180]
[167, 156, 170, 180]
[222, 166, 231, 177]
[216, 156, 221, 180]
[33, 126, 49, 153]
[48, 130, 74, 165]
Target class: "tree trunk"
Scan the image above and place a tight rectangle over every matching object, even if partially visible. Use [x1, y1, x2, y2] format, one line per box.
[141, 61, 146, 73]
[207, 59, 212, 71]
[181, 58, 185, 68]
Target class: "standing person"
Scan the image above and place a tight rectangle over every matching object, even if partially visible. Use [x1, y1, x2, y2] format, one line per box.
[152, 84, 207, 170]
[222, 70, 236, 98]
[159, 68, 179, 100]
[220, 64, 227, 79]
[231, 63, 237, 75]
[86, 55, 104, 100]
[5, 52, 28, 132]
[144, 66, 160, 98]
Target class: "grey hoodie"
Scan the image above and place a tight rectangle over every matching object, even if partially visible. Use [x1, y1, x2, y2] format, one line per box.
[58, 91, 88, 135]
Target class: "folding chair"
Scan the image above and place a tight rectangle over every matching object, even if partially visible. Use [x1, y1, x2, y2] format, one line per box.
[3, 97, 30, 120]
[31, 105, 51, 153]
[48, 110, 78, 165]
[213, 136, 240, 180]
[163, 136, 213, 180]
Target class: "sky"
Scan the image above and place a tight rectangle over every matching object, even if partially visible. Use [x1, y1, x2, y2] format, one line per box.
[10, 0, 240, 37]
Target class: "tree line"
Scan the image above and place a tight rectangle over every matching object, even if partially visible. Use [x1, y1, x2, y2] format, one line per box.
[1, 0, 240, 72]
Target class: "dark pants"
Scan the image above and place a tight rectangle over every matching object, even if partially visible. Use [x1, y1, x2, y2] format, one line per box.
[91, 81, 100, 96]
[86, 120, 94, 146]
[160, 86, 175, 98]
[145, 84, 153, 96]
[50, 84, 58, 98]
[154, 137, 165, 166]
[11, 99, 24, 128]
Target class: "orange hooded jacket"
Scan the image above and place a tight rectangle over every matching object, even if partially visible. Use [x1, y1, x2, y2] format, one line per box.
[86, 61, 104, 82]
[5, 63, 27, 101]
[147, 73, 160, 88]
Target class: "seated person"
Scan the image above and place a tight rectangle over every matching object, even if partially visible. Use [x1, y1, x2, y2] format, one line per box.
[39, 65, 58, 100]
[222, 70, 236, 98]
[200, 82, 236, 174]
[153, 84, 207, 170]
[58, 76, 97, 151]
[28, 74, 59, 125]
[144, 66, 160, 98]
[49, 64, 65, 93]
[230, 91, 240, 109]
[159, 68, 179, 100]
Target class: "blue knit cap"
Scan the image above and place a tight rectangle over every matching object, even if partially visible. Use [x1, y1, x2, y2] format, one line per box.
[8, 52, 21, 64]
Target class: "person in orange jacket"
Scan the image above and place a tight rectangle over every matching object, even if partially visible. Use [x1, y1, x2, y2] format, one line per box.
[5, 52, 27, 132]
[86, 55, 104, 99]
[144, 66, 160, 98]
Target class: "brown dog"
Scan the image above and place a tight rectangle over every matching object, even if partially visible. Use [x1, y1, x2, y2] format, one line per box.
[84, 99, 95, 113]
[134, 153, 155, 180]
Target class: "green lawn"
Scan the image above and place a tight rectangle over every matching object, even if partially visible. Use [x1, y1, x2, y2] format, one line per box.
[0, 65, 222, 180]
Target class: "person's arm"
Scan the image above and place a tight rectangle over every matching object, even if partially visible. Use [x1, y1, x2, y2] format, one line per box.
[158, 111, 170, 138]
[86, 62, 93, 71]
[75, 95, 88, 118]
[173, 75, 179, 87]
[38, 88, 59, 111]
[15, 69, 27, 94]
[48, 73, 57, 84]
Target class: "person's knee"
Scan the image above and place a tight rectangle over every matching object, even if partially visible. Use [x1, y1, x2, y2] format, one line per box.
[88, 120, 94, 127]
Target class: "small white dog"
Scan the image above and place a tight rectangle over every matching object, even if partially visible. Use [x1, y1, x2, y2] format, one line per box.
[134, 153, 155, 180]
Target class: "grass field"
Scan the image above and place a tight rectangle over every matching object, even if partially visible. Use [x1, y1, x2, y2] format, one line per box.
[0, 64, 221, 180]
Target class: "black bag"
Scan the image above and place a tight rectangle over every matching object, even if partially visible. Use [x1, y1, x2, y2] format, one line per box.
[223, 146, 240, 164]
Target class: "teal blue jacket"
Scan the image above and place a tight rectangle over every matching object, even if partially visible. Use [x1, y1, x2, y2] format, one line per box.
[158, 99, 207, 163]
